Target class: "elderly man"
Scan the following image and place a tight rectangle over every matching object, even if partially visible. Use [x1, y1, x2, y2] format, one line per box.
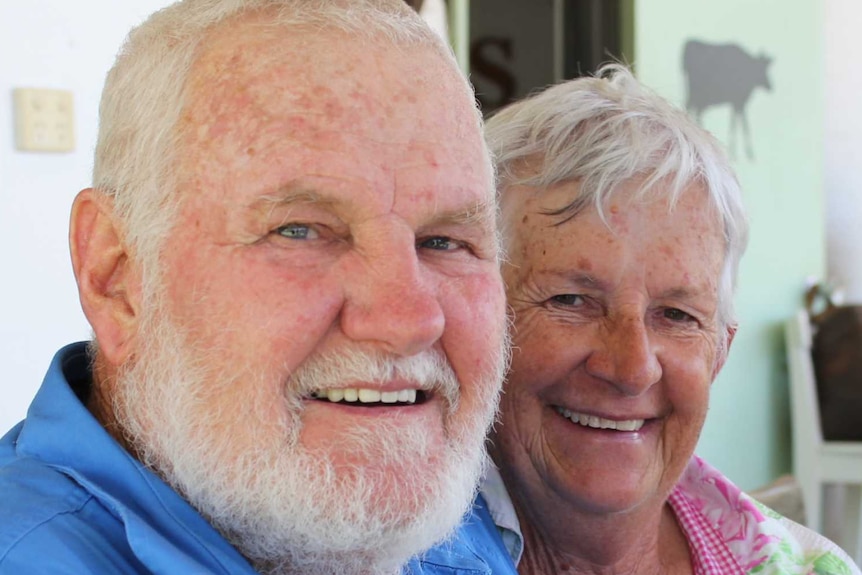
[0, 1, 512, 574]
[478, 65, 859, 574]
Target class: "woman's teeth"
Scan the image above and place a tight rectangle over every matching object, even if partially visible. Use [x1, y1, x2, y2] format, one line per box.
[555, 406, 645, 431]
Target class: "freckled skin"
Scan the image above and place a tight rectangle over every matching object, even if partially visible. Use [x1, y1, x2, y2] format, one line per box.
[155, 16, 505, 479]
[493, 177, 732, 572]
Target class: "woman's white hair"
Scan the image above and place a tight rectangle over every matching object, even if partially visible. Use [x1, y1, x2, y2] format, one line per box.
[485, 63, 749, 333]
[93, 0, 454, 275]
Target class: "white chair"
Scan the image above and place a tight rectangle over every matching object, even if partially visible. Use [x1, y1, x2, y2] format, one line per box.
[785, 309, 862, 563]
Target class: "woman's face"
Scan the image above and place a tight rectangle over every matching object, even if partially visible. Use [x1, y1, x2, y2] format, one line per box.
[494, 178, 732, 518]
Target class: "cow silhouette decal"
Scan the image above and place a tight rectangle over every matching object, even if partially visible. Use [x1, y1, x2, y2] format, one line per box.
[683, 39, 773, 160]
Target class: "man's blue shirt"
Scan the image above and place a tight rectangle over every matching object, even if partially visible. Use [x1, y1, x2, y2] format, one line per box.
[0, 343, 516, 574]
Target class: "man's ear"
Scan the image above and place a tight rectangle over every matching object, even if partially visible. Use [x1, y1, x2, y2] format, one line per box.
[69, 189, 142, 367]
[712, 324, 737, 379]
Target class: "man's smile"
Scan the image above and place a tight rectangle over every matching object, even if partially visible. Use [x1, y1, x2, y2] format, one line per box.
[309, 388, 427, 405]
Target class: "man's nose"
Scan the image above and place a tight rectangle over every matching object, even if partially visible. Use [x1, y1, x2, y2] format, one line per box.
[584, 315, 662, 395]
[339, 242, 445, 357]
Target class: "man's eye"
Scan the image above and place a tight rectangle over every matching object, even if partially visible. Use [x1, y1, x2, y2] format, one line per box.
[550, 294, 583, 306]
[275, 223, 317, 240]
[664, 308, 693, 322]
[419, 236, 459, 251]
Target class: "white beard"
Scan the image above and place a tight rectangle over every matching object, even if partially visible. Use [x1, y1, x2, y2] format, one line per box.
[110, 293, 505, 575]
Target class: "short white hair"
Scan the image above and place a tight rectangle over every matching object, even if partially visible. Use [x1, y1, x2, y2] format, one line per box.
[485, 64, 749, 332]
[93, 0, 457, 272]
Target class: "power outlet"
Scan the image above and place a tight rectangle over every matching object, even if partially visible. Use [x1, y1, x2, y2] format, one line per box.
[13, 88, 75, 152]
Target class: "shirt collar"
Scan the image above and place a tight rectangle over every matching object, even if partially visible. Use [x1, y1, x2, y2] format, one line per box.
[16, 343, 257, 574]
[478, 461, 524, 565]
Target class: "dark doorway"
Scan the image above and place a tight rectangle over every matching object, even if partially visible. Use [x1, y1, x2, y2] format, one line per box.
[469, 0, 633, 115]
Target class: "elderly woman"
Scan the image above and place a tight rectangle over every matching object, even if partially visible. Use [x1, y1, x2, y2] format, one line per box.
[479, 65, 859, 574]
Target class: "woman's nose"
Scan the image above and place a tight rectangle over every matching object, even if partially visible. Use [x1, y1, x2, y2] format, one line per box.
[584, 315, 662, 395]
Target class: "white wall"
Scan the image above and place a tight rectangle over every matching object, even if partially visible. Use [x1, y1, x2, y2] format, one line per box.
[825, 0, 862, 303]
[0, 1, 173, 432]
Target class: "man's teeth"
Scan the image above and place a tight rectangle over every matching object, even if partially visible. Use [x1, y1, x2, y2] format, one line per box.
[554, 406, 644, 431]
[312, 389, 418, 404]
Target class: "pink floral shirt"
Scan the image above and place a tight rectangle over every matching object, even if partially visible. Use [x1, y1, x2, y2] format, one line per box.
[481, 456, 860, 574]
[670, 456, 860, 575]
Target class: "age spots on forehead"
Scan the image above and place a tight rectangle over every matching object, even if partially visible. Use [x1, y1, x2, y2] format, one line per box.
[422, 149, 439, 168]
[344, 87, 382, 117]
[608, 219, 630, 237]
[288, 84, 337, 112]
[577, 257, 592, 271]
[323, 98, 347, 120]
[656, 242, 688, 269]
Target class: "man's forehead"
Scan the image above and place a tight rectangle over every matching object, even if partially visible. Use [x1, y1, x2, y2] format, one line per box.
[189, 20, 338, 95]
[184, 20, 472, 134]
[173, 12, 492, 208]
[192, 14, 443, 86]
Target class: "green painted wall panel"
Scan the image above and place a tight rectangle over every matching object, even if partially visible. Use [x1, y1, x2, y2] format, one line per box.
[634, 1, 824, 490]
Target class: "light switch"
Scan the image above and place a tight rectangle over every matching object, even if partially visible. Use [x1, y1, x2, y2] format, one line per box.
[13, 88, 75, 152]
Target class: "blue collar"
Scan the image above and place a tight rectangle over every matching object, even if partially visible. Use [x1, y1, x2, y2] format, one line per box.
[16, 342, 257, 574]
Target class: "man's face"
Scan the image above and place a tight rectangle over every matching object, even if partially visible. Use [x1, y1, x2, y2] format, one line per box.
[115, 18, 507, 573]
[493, 178, 728, 523]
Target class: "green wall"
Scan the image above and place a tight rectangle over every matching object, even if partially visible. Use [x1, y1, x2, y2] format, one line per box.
[634, 1, 824, 489]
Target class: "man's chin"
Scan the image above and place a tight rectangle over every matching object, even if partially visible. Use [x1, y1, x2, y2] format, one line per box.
[208, 447, 484, 575]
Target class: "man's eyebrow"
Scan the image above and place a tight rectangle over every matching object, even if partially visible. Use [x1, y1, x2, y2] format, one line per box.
[248, 186, 336, 212]
[425, 196, 497, 228]
[248, 184, 496, 228]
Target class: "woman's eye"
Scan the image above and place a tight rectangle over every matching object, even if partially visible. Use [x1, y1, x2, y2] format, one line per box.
[664, 308, 693, 322]
[275, 223, 318, 240]
[419, 236, 459, 251]
[550, 294, 583, 306]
